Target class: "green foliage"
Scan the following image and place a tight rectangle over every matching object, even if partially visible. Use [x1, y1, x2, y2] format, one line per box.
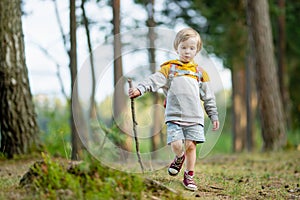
[29, 153, 146, 199]
[269, 0, 300, 129]
[31, 153, 81, 198]
[287, 129, 300, 149]
[34, 97, 71, 158]
[209, 131, 232, 154]
[160, 0, 247, 68]
[0, 153, 6, 160]
[97, 121, 126, 146]
[285, 0, 300, 57]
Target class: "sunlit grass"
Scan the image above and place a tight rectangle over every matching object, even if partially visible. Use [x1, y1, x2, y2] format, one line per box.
[147, 150, 300, 199]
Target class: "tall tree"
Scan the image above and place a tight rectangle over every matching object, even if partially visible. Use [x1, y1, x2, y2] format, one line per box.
[276, 0, 291, 128]
[247, 0, 287, 150]
[80, 0, 97, 120]
[145, 0, 163, 158]
[285, 0, 300, 128]
[246, 7, 257, 151]
[0, 0, 40, 158]
[112, 0, 132, 156]
[70, 0, 85, 160]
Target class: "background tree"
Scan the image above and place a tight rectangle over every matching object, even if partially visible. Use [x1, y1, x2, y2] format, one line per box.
[247, 0, 286, 150]
[112, 0, 132, 156]
[70, 0, 87, 160]
[145, 0, 163, 158]
[283, 0, 300, 129]
[80, 0, 97, 121]
[276, 0, 291, 128]
[0, 0, 40, 158]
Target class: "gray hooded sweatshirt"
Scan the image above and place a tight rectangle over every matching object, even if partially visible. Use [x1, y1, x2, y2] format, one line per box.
[136, 62, 219, 126]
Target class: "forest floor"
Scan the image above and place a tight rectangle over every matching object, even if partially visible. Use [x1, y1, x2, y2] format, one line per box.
[0, 150, 299, 199]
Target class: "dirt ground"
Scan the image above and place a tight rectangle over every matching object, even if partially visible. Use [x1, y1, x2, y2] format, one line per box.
[0, 150, 299, 199]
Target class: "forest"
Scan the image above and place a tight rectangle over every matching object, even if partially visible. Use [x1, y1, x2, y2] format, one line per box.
[0, 0, 299, 199]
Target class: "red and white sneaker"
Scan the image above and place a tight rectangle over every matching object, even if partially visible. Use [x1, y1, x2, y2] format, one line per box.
[182, 171, 198, 191]
[168, 154, 185, 176]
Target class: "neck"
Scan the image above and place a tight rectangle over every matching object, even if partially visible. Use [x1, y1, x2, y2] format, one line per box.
[179, 60, 192, 64]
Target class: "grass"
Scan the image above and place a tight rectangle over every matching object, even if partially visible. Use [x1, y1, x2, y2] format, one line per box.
[0, 150, 299, 199]
[147, 150, 300, 199]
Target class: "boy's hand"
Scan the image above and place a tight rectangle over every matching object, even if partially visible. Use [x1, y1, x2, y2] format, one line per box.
[128, 88, 141, 99]
[212, 120, 219, 131]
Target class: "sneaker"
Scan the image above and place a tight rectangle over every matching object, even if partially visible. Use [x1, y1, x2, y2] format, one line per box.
[182, 171, 198, 191]
[168, 154, 185, 176]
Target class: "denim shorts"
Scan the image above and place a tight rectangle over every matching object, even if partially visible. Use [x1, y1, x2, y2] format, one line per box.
[166, 122, 205, 145]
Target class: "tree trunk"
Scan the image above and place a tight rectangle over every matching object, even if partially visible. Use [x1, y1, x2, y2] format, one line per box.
[232, 64, 247, 152]
[245, 37, 257, 152]
[0, 0, 40, 158]
[246, 6, 258, 152]
[112, 0, 126, 120]
[81, 0, 97, 120]
[112, 0, 132, 157]
[70, 0, 85, 160]
[277, 0, 291, 129]
[146, 0, 161, 158]
[247, 0, 287, 151]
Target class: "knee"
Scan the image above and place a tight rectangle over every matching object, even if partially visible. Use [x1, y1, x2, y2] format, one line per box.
[185, 140, 196, 152]
[171, 140, 183, 151]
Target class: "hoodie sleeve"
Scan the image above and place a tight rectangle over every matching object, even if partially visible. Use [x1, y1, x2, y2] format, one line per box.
[136, 71, 168, 95]
[200, 82, 219, 122]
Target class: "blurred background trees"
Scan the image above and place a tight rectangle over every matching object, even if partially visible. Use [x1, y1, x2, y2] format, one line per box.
[247, 0, 286, 150]
[0, 0, 299, 159]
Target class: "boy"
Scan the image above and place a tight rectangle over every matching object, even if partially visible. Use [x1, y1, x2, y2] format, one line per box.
[128, 27, 219, 191]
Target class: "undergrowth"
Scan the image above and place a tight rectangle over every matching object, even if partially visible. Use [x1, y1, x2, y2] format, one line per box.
[19, 153, 181, 200]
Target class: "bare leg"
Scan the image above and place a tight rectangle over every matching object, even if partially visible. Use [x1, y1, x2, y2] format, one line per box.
[170, 140, 184, 157]
[182, 140, 198, 190]
[168, 140, 185, 176]
[185, 140, 197, 172]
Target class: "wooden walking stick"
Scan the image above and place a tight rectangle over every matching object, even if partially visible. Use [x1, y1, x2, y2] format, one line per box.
[128, 78, 145, 173]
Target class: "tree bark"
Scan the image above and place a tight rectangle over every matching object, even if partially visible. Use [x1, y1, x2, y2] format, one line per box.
[232, 64, 247, 152]
[81, 0, 97, 120]
[0, 0, 40, 158]
[246, 4, 258, 152]
[70, 0, 85, 160]
[112, 0, 132, 156]
[245, 38, 257, 152]
[146, 0, 161, 158]
[247, 0, 287, 150]
[277, 0, 291, 129]
[112, 0, 126, 120]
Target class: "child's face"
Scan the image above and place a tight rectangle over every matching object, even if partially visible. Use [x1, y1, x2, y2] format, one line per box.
[177, 37, 198, 63]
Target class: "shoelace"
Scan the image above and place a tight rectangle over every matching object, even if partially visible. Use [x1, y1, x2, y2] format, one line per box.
[174, 157, 184, 167]
[185, 174, 196, 185]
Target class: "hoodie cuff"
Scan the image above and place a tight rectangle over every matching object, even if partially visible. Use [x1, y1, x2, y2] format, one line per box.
[210, 115, 219, 122]
[137, 85, 146, 96]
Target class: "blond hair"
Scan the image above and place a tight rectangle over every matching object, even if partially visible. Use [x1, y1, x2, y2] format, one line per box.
[173, 28, 202, 52]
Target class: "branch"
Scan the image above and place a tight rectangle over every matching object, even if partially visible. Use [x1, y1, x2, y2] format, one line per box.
[53, 0, 69, 53]
[128, 78, 145, 173]
[31, 42, 69, 100]
[80, 0, 96, 120]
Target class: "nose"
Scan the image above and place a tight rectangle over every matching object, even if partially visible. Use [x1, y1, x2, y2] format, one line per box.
[184, 49, 190, 54]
